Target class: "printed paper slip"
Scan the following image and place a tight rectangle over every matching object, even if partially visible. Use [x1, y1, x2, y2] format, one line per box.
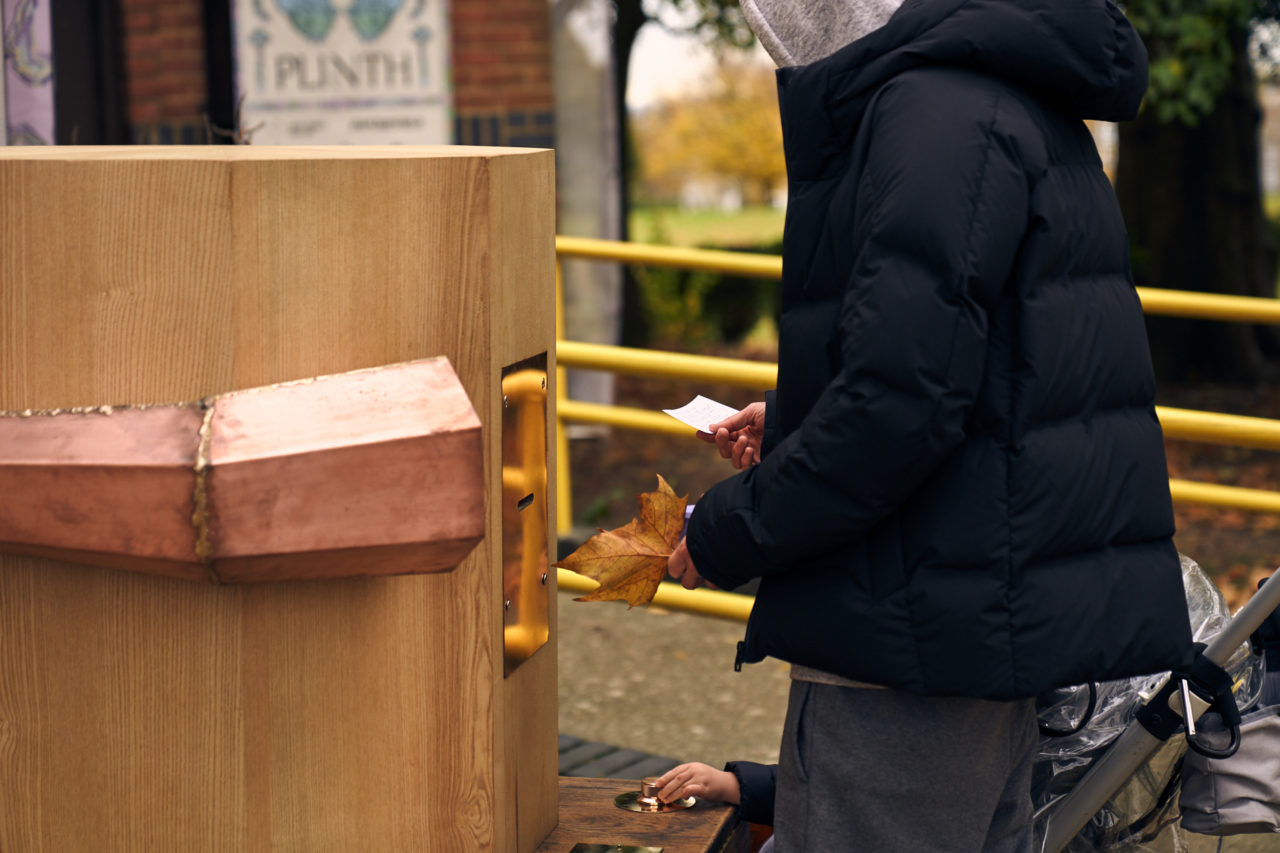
[662, 395, 739, 434]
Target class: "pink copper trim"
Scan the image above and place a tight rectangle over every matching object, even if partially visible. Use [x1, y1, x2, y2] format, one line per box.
[0, 407, 203, 575]
[0, 358, 483, 583]
[205, 360, 484, 580]
[0, 405, 201, 465]
[208, 359, 481, 464]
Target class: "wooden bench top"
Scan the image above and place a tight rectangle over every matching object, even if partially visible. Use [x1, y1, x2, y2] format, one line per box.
[537, 777, 748, 853]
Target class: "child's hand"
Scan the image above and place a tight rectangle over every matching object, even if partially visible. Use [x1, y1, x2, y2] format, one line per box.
[655, 762, 740, 805]
[667, 538, 717, 590]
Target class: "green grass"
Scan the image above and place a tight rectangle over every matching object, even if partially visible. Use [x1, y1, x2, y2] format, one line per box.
[1267, 193, 1280, 221]
[629, 205, 785, 249]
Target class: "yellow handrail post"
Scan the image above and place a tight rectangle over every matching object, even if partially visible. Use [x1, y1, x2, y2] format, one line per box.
[556, 259, 572, 535]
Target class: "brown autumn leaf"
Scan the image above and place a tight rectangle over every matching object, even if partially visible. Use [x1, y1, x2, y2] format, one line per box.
[553, 475, 688, 607]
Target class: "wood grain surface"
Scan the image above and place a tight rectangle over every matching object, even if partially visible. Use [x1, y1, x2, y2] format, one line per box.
[0, 146, 557, 851]
[535, 778, 748, 853]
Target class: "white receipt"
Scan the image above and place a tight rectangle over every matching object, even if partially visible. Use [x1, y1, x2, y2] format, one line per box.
[662, 395, 740, 434]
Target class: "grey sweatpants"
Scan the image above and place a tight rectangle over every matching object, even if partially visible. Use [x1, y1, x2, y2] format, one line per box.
[774, 680, 1038, 852]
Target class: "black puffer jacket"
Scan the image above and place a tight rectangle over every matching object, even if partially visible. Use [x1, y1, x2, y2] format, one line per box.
[686, 0, 1194, 699]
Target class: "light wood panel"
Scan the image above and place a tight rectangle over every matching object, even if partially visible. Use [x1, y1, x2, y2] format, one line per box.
[488, 152, 560, 853]
[0, 146, 557, 851]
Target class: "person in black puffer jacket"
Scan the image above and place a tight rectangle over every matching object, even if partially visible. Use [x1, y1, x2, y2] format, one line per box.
[663, 0, 1196, 849]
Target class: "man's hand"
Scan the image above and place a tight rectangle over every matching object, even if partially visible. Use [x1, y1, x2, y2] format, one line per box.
[698, 401, 766, 469]
[667, 537, 714, 590]
[656, 762, 740, 805]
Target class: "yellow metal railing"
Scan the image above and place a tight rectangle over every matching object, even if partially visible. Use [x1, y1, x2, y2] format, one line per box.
[553, 237, 1280, 618]
[557, 340, 776, 387]
[1137, 288, 1280, 324]
[557, 235, 782, 279]
[558, 236, 1280, 323]
[555, 568, 754, 622]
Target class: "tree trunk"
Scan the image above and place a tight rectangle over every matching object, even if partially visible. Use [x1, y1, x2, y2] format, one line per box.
[613, 0, 646, 238]
[613, 0, 651, 345]
[1115, 26, 1277, 383]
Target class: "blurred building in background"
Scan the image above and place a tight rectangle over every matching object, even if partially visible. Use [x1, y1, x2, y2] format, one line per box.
[2, 0, 620, 405]
[1261, 85, 1280, 195]
[551, 0, 622, 414]
[2, 0, 555, 149]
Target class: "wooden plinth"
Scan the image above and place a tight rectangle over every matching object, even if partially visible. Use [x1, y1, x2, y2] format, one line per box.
[536, 778, 749, 853]
[0, 146, 557, 851]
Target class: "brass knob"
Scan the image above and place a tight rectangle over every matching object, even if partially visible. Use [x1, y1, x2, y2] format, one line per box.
[613, 775, 694, 813]
[638, 777, 662, 810]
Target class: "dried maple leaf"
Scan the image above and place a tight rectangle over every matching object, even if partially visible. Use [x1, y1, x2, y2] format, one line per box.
[554, 475, 688, 607]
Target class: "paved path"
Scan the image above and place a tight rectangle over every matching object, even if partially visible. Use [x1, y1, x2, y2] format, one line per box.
[557, 589, 790, 773]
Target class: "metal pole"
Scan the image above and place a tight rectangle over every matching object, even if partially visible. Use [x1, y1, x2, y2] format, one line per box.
[1040, 572, 1280, 852]
[1202, 571, 1280, 667]
[556, 568, 754, 622]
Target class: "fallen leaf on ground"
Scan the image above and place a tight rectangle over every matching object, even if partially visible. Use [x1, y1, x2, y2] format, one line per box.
[554, 475, 688, 607]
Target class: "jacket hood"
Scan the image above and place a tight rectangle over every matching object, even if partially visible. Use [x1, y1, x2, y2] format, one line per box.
[777, 0, 1148, 128]
[742, 0, 906, 67]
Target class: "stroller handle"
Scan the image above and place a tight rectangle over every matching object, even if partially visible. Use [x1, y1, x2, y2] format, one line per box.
[1040, 571, 1280, 853]
[1203, 572, 1280, 667]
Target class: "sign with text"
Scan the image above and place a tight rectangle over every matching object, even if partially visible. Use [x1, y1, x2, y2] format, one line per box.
[232, 0, 450, 145]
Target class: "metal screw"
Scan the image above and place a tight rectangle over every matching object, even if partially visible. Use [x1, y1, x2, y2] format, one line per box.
[540, 571, 548, 585]
[541, 377, 546, 389]
[503, 395, 509, 407]
[504, 599, 512, 611]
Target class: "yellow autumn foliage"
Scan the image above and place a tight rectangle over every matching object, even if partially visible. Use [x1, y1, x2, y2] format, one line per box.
[634, 60, 785, 206]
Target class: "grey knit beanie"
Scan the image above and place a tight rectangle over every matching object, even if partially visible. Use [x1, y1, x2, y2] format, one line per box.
[741, 0, 906, 66]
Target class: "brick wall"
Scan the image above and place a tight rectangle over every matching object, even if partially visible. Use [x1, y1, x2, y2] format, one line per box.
[120, 0, 555, 148]
[452, 0, 555, 147]
[120, 0, 207, 138]
[453, 0, 554, 113]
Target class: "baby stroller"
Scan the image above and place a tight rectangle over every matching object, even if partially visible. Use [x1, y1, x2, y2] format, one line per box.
[1033, 556, 1280, 852]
